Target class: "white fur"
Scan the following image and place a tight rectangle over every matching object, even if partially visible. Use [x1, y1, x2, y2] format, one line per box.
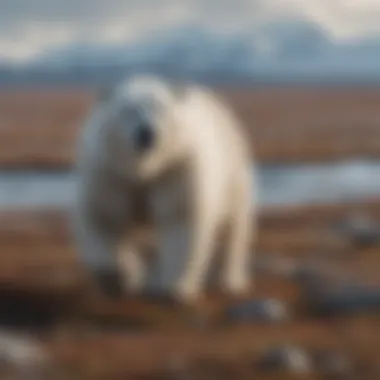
[71, 74, 257, 303]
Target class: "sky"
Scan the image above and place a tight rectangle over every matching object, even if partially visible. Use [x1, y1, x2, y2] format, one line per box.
[0, 0, 380, 62]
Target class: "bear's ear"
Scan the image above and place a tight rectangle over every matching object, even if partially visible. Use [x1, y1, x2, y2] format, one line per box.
[97, 84, 115, 103]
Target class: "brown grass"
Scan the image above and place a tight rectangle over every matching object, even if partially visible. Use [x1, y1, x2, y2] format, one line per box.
[1, 87, 380, 167]
[0, 201, 379, 378]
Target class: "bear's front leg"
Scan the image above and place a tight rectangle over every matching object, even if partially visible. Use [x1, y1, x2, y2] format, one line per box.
[221, 168, 255, 297]
[151, 218, 216, 305]
[221, 209, 253, 297]
[173, 217, 218, 304]
[73, 213, 125, 298]
[171, 166, 220, 304]
[117, 237, 147, 294]
[152, 223, 193, 301]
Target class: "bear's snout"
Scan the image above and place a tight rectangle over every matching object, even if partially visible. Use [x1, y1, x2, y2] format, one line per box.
[134, 122, 155, 152]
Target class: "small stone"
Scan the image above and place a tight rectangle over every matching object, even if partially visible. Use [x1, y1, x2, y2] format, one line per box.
[226, 298, 289, 323]
[333, 212, 380, 247]
[307, 285, 380, 317]
[0, 331, 51, 379]
[0, 331, 48, 367]
[258, 345, 313, 374]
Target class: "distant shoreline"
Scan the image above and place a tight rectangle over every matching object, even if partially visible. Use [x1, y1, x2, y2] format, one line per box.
[1, 160, 380, 208]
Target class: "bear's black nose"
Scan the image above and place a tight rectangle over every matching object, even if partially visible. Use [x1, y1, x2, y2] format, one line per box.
[135, 123, 155, 152]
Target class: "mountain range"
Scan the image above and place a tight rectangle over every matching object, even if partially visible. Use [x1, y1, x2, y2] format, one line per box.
[1, 20, 380, 85]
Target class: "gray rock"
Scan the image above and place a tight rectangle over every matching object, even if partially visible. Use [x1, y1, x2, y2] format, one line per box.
[306, 285, 380, 317]
[258, 345, 313, 373]
[0, 331, 51, 379]
[333, 212, 380, 247]
[226, 298, 289, 323]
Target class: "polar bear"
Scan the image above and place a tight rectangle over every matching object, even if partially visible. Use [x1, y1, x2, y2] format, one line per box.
[71, 74, 256, 304]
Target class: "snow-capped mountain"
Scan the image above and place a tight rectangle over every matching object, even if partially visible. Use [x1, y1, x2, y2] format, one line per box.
[1, 20, 380, 85]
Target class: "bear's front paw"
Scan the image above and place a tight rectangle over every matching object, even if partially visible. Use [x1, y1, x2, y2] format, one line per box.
[122, 273, 146, 295]
[173, 278, 203, 305]
[221, 273, 252, 298]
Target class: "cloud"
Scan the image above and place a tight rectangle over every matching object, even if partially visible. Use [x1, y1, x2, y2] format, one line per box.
[0, 0, 380, 62]
[272, 0, 380, 40]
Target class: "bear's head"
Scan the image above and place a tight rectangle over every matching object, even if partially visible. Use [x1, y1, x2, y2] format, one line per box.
[98, 75, 191, 182]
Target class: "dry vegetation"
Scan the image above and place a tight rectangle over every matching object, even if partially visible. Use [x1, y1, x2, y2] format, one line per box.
[0, 87, 379, 379]
[1, 87, 380, 167]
